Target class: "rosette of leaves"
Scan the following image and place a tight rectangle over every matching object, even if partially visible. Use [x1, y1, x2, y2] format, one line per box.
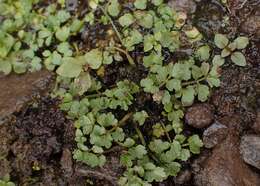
[214, 34, 249, 66]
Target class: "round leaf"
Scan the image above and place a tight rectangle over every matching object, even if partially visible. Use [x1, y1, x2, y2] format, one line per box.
[56, 58, 82, 77]
[231, 52, 246, 66]
[214, 34, 229, 49]
[233, 36, 249, 49]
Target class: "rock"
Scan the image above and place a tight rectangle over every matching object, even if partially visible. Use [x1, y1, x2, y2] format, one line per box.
[168, 0, 197, 14]
[60, 148, 73, 178]
[240, 135, 260, 170]
[252, 112, 260, 134]
[239, 10, 260, 37]
[193, 116, 260, 186]
[175, 169, 192, 185]
[185, 104, 214, 128]
[0, 70, 54, 124]
[203, 122, 228, 148]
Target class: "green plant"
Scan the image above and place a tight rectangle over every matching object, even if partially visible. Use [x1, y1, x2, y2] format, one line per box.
[0, 175, 15, 186]
[214, 34, 249, 66]
[0, 0, 249, 185]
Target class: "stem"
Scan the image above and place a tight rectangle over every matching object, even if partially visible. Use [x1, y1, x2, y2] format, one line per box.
[99, 6, 135, 66]
[181, 77, 207, 86]
[112, 47, 135, 65]
[99, 6, 123, 43]
[85, 92, 104, 98]
[108, 112, 133, 133]
[134, 124, 146, 146]
[161, 123, 172, 142]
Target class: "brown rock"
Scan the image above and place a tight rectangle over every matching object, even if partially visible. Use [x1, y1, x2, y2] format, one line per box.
[185, 104, 214, 128]
[203, 122, 228, 148]
[168, 0, 197, 14]
[240, 135, 260, 170]
[194, 117, 260, 186]
[0, 70, 54, 124]
[252, 112, 260, 134]
[240, 12, 260, 37]
[60, 148, 73, 178]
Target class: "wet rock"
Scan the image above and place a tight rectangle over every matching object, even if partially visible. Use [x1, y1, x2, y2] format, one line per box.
[252, 112, 260, 134]
[0, 70, 54, 124]
[239, 8, 260, 37]
[60, 148, 73, 178]
[185, 104, 214, 128]
[240, 135, 260, 170]
[174, 169, 192, 185]
[194, 116, 260, 186]
[168, 0, 197, 14]
[202, 122, 228, 148]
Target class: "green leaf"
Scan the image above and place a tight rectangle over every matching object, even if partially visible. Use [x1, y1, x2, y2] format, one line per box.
[112, 128, 125, 142]
[119, 13, 135, 27]
[56, 57, 82, 77]
[0, 60, 12, 75]
[74, 72, 92, 95]
[97, 112, 118, 127]
[134, 0, 147, 10]
[196, 45, 210, 61]
[143, 52, 163, 67]
[212, 55, 225, 66]
[233, 36, 249, 49]
[55, 26, 70, 42]
[221, 48, 231, 57]
[214, 34, 229, 49]
[191, 65, 203, 80]
[143, 34, 156, 52]
[171, 63, 191, 81]
[149, 139, 170, 154]
[151, 0, 163, 6]
[231, 51, 246, 66]
[166, 79, 181, 91]
[129, 145, 147, 159]
[135, 11, 154, 29]
[85, 49, 103, 69]
[140, 78, 159, 93]
[197, 84, 209, 102]
[188, 135, 203, 154]
[164, 162, 181, 176]
[181, 86, 195, 106]
[133, 111, 148, 125]
[180, 149, 191, 161]
[108, 0, 121, 17]
[12, 62, 27, 74]
[144, 166, 167, 182]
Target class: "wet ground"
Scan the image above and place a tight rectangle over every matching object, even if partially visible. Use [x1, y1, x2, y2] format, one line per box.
[0, 0, 259, 186]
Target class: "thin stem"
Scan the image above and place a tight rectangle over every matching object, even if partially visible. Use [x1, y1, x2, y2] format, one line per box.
[161, 123, 172, 143]
[85, 92, 104, 98]
[181, 76, 207, 86]
[112, 46, 135, 65]
[107, 112, 133, 133]
[134, 124, 146, 146]
[99, 6, 123, 44]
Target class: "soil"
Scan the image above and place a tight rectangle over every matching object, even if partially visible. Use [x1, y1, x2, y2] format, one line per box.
[0, 0, 259, 186]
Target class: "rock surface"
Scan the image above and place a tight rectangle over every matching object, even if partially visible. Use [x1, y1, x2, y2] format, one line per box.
[185, 104, 214, 129]
[193, 116, 260, 186]
[168, 0, 197, 14]
[252, 112, 260, 134]
[240, 135, 260, 170]
[202, 122, 228, 148]
[0, 70, 54, 124]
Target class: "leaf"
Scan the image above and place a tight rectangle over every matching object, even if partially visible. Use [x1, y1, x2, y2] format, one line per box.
[196, 45, 210, 61]
[221, 48, 231, 57]
[149, 139, 170, 154]
[166, 79, 181, 91]
[12, 62, 27, 74]
[108, 0, 121, 17]
[85, 49, 103, 69]
[188, 135, 203, 154]
[180, 149, 190, 161]
[112, 128, 125, 142]
[0, 60, 12, 75]
[191, 65, 203, 80]
[181, 86, 195, 106]
[207, 77, 220, 88]
[97, 112, 118, 127]
[143, 34, 156, 52]
[56, 57, 82, 77]
[133, 111, 148, 125]
[171, 63, 191, 80]
[214, 34, 229, 49]
[164, 162, 181, 176]
[129, 145, 147, 159]
[119, 13, 135, 27]
[143, 52, 163, 67]
[134, 0, 147, 10]
[197, 84, 209, 102]
[144, 166, 167, 182]
[140, 78, 159, 93]
[151, 0, 163, 6]
[74, 72, 92, 95]
[55, 26, 70, 42]
[135, 11, 154, 29]
[212, 55, 225, 66]
[233, 36, 249, 49]
[231, 51, 246, 66]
